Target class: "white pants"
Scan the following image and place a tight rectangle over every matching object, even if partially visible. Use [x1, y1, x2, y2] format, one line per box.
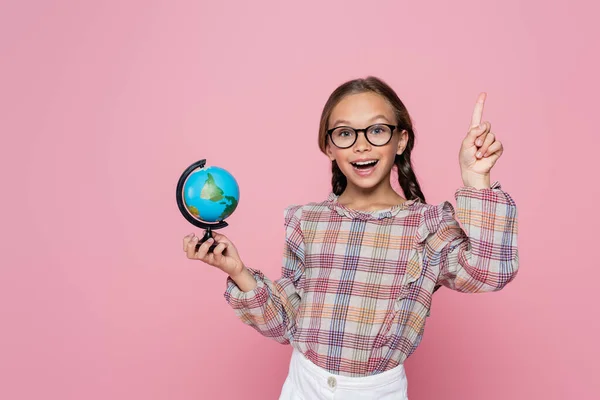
[279, 349, 408, 400]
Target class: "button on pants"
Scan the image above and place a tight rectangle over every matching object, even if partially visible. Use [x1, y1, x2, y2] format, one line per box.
[279, 349, 408, 400]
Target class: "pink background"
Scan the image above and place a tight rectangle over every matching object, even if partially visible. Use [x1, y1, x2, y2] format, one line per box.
[1, 0, 598, 399]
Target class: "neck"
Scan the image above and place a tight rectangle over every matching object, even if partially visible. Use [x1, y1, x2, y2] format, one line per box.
[337, 175, 406, 212]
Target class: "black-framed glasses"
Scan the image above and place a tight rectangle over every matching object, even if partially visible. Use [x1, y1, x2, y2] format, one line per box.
[327, 123, 397, 149]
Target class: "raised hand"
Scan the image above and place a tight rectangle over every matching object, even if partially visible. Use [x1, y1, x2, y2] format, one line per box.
[183, 232, 245, 277]
[458, 93, 504, 188]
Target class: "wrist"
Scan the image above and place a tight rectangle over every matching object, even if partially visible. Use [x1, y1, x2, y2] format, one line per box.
[229, 265, 258, 292]
[461, 172, 491, 189]
[228, 264, 247, 281]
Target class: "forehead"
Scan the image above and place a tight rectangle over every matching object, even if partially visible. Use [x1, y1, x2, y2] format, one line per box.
[330, 92, 394, 125]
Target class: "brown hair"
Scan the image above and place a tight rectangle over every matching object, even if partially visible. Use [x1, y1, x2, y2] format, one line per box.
[318, 76, 426, 203]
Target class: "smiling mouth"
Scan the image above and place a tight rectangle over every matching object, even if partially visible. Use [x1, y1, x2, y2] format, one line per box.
[351, 160, 379, 170]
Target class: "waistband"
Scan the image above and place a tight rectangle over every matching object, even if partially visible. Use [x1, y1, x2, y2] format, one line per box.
[290, 348, 407, 391]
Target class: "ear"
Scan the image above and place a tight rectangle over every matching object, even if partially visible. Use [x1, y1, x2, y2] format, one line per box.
[396, 129, 408, 155]
[326, 143, 336, 161]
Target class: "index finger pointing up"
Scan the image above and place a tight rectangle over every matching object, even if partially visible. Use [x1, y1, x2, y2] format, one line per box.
[470, 92, 487, 128]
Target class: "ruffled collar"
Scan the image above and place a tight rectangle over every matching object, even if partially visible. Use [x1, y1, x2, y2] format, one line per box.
[326, 192, 419, 221]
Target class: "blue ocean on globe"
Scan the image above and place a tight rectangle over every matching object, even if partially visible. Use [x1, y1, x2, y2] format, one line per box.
[183, 166, 240, 223]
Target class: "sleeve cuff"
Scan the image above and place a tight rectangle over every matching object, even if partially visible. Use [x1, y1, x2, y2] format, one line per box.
[456, 180, 501, 195]
[224, 268, 270, 310]
[455, 181, 516, 205]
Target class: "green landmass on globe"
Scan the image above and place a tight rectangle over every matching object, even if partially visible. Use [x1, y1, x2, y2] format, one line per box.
[218, 195, 238, 220]
[200, 174, 224, 202]
[187, 205, 201, 218]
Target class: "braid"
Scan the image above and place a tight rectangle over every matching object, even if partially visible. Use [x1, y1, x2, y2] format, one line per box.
[331, 161, 347, 196]
[395, 152, 426, 204]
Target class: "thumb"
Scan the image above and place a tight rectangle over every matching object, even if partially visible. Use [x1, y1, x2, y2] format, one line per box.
[211, 232, 231, 244]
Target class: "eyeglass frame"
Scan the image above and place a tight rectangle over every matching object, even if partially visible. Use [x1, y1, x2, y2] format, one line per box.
[326, 123, 399, 149]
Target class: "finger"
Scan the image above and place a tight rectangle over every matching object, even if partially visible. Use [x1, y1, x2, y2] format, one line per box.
[188, 236, 204, 258]
[186, 236, 200, 258]
[213, 241, 227, 255]
[212, 242, 228, 263]
[477, 132, 495, 159]
[466, 121, 490, 143]
[474, 122, 491, 144]
[183, 233, 195, 252]
[483, 140, 503, 158]
[195, 238, 214, 260]
[470, 92, 487, 128]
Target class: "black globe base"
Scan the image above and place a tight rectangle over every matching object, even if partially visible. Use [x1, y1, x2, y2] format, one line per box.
[196, 226, 218, 253]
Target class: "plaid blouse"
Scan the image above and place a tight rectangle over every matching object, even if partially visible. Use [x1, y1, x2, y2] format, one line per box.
[224, 182, 519, 377]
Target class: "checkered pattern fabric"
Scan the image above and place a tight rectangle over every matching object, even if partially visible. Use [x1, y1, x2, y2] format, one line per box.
[224, 182, 519, 377]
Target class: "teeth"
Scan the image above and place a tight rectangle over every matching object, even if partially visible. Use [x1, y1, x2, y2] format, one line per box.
[353, 160, 377, 166]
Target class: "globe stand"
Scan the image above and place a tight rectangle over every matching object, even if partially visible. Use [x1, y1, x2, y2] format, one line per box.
[176, 158, 229, 253]
[194, 224, 225, 253]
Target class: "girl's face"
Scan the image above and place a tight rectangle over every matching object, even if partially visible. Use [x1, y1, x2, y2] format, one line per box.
[326, 92, 408, 193]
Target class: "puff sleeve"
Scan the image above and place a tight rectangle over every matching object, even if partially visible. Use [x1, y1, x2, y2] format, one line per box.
[423, 182, 519, 293]
[223, 205, 305, 344]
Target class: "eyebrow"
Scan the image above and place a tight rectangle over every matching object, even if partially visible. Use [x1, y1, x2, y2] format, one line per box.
[331, 114, 392, 127]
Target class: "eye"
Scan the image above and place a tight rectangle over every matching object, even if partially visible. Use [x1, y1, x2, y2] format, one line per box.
[334, 128, 354, 138]
[371, 126, 384, 135]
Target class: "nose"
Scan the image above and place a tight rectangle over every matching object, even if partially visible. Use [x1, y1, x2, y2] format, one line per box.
[353, 131, 371, 152]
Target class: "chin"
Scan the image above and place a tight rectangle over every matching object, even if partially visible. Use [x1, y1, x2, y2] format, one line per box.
[347, 178, 385, 192]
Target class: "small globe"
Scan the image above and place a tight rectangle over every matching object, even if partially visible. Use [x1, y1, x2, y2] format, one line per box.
[182, 165, 239, 223]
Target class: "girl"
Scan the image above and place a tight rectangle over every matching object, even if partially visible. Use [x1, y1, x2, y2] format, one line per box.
[183, 77, 519, 399]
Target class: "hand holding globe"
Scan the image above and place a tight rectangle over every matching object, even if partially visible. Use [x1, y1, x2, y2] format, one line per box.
[182, 231, 244, 277]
